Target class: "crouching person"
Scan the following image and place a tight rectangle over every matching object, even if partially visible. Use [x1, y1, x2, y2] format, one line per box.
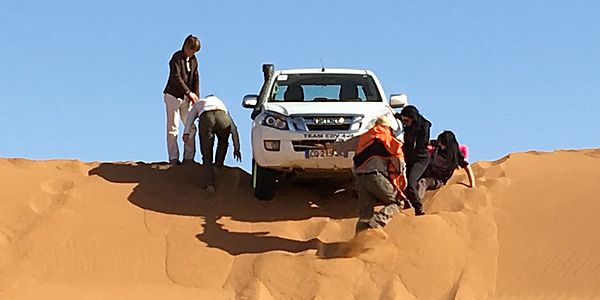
[328, 116, 407, 235]
[183, 95, 242, 193]
[417, 130, 476, 199]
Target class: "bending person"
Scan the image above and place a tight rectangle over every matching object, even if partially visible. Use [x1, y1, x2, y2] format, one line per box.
[183, 95, 241, 193]
[329, 116, 406, 235]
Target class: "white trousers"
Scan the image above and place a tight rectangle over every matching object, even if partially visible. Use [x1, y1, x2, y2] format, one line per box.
[164, 93, 196, 161]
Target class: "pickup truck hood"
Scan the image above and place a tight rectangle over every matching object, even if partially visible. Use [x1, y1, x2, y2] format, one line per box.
[263, 102, 391, 117]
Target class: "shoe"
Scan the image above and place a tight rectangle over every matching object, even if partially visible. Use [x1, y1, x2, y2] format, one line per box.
[169, 159, 181, 166]
[182, 159, 196, 165]
[204, 185, 215, 194]
[368, 214, 387, 229]
[414, 207, 425, 216]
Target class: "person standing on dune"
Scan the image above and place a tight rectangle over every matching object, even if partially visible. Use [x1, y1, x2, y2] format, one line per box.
[183, 95, 241, 193]
[394, 105, 431, 216]
[163, 34, 201, 166]
[327, 116, 407, 235]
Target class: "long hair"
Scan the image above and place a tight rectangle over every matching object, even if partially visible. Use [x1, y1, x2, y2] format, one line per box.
[399, 105, 429, 130]
[437, 130, 461, 169]
[399, 105, 420, 121]
[182, 34, 201, 51]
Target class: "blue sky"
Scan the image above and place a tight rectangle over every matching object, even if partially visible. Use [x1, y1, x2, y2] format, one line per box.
[1, 1, 599, 172]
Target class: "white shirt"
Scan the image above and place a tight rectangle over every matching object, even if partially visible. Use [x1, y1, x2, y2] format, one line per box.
[184, 95, 228, 135]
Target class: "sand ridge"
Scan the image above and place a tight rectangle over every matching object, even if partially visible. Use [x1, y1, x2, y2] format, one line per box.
[1, 149, 599, 299]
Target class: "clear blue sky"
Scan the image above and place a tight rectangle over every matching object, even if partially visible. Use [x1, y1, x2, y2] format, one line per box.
[1, 1, 599, 172]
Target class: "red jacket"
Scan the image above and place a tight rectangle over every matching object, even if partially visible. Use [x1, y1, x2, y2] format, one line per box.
[355, 125, 407, 199]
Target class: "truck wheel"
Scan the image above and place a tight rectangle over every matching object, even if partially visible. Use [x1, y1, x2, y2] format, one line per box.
[252, 160, 277, 201]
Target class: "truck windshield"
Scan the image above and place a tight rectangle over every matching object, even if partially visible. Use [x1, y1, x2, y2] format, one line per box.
[269, 74, 382, 102]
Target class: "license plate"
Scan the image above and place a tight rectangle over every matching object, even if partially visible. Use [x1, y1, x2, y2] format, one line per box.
[305, 149, 346, 159]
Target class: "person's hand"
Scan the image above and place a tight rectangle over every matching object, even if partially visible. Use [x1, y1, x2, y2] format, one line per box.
[182, 133, 190, 142]
[233, 149, 242, 162]
[314, 143, 332, 149]
[186, 92, 199, 104]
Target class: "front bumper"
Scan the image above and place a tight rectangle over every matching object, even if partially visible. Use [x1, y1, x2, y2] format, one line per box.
[252, 126, 356, 172]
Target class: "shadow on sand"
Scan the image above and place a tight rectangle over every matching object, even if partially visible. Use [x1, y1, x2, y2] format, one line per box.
[89, 162, 358, 255]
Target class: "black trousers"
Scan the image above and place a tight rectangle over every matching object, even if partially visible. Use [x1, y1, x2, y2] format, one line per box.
[405, 158, 430, 212]
[199, 110, 232, 187]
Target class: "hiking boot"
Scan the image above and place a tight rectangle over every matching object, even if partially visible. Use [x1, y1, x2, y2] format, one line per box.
[368, 214, 387, 229]
[414, 207, 425, 216]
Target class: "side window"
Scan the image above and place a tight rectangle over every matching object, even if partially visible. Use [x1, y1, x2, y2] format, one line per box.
[357, 85, 367, 101]
[272, 84, 284, 101]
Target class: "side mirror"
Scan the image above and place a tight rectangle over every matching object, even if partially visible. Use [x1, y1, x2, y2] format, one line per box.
[390, 94, 408, 109]
[242, 94, 258, 108]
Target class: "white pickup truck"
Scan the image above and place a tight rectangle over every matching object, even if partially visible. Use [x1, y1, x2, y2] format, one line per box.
[242, 66, 407, 200]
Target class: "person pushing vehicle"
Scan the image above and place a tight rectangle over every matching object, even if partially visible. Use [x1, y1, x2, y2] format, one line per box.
[183, 95, 241, 193]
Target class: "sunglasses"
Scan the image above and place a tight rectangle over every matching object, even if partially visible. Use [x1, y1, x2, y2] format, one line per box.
[400, 116, 412, 123]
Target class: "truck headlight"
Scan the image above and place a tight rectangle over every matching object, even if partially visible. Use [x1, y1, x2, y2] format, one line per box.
[262, 113, 289, 130]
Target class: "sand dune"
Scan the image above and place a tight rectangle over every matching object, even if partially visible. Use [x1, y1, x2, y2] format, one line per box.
[1, 149, 599, 299]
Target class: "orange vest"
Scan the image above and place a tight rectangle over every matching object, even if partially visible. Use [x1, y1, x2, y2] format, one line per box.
[355, 125, 407, 199]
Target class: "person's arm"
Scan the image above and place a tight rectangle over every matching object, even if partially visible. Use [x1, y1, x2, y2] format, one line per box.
[183, 104, 200, 140]
[389, 156, 406, 175]
[463, 164, 476, 188]
[192, 59, 200, 96]
[328, 136, 360, 153]
[416, 123, 430, 155]
[230, 115, 242, 161]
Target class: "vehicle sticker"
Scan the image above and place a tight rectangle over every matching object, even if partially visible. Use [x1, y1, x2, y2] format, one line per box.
[277, 74, 288, 81]
[303, 133, 354, 139]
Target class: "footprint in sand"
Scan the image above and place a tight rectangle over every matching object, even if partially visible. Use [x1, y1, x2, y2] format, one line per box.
[40, 179, 74, 195]
[34, 179, 76, 211]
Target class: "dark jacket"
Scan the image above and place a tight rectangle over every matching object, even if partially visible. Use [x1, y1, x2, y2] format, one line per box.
[425, 146, 469, 183]
[163, 50, 199, 99]
[402, 116, 431, 164]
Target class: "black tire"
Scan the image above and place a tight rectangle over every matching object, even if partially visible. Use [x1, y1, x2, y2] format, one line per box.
[252, 160, 277, 201]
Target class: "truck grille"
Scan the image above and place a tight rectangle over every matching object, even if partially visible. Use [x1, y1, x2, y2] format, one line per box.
[306, 124, 351, 131]
[302, 115, 354, 131]
[292, 140, 335, 152]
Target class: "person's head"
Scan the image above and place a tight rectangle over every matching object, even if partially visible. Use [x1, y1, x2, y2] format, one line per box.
[182, 35, 201, 57]
[437, 130, 461, 169]
[399, 105, 420, 126]
[375, 115, 393, 128]
[437, 131, 458, 151]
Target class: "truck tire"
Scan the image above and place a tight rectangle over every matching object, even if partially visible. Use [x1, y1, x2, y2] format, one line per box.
[252, 160, 277, 201]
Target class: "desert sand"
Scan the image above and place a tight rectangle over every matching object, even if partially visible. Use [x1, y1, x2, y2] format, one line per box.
[1, 149, 600, 299]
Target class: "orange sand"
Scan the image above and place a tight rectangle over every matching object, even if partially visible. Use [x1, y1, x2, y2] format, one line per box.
[1, 149, 599, 299]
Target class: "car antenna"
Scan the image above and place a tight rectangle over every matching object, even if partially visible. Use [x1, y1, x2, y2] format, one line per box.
[320, 57, 325, 72]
